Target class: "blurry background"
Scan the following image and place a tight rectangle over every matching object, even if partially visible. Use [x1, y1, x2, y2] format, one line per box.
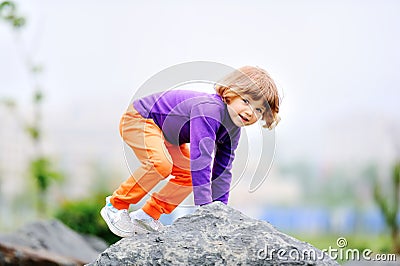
[1, 0, 399, 254]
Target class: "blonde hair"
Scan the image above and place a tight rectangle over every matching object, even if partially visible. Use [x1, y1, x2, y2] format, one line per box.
[215, 66, 281, 129]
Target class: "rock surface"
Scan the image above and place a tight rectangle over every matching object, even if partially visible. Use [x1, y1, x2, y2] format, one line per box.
[90, 202, 339, 265]
[0, 219, 108, 265]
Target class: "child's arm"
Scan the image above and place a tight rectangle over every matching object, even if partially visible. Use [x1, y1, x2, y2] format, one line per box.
[189, 103, 223, 206]
[210, 129, 240, 204]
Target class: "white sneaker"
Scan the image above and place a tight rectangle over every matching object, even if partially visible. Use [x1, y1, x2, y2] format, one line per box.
[100, 196, 139, 237]
[130, 209, 165, 232]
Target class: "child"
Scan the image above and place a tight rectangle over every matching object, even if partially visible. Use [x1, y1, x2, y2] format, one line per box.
[101, 66, 280, 237]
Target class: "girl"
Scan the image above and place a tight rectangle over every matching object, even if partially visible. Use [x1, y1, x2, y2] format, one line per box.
[101, 66, 280, 237]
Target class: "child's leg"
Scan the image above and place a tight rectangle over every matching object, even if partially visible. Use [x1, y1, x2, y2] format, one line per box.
[142, 141, 192, 219]
[110, 105, 173, 210]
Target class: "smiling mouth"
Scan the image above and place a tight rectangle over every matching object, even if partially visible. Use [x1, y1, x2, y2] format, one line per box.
[239, 114, 249, 123]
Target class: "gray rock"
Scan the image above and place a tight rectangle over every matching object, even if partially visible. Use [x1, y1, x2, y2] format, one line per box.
[0, 241, 81, 266]
[82, 234, 109, 253]
[89, 202, 339, 265]
[0, 219, 107, 265]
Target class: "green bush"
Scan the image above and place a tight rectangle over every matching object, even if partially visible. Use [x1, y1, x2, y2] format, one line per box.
[54, 193, 120, 244]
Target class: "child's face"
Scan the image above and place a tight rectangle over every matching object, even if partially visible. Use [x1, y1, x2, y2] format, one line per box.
[227, 95, 265, 127]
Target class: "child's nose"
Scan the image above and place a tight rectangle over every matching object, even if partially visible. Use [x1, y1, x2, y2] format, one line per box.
[245, 106, 254, 117]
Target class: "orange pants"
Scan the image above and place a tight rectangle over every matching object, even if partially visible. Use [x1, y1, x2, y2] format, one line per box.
[110, 104, 192, 219]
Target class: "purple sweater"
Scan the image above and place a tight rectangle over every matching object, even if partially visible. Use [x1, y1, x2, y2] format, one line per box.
[133, 90, 241, 205]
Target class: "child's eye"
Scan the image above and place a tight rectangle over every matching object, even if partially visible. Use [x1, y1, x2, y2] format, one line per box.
[242, 98, 249, 104]
[256, 108, 263, 114]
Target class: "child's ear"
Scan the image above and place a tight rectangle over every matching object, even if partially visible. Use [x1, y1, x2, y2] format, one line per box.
[223, 96, 230, 104]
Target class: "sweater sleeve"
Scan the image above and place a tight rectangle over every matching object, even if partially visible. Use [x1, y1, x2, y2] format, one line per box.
[189, 103, 222, 206]
[211, 128, 241, 204]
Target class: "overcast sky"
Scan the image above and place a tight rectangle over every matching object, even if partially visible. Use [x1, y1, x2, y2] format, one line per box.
[1, 0, 400, 170]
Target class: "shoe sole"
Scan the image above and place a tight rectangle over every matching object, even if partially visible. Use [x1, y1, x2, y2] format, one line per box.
[131, 219, 154, 234]
[134, 219, 157, 232]
[100, 207, 133, 238]
[132, 218, 167, 233]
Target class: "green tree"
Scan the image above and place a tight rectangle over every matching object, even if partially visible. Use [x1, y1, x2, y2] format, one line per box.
[373, 161, 400, 254]
[1, 1, 63, 216]
[55, 192, 121, 245]
[0, 1, 25, 28]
